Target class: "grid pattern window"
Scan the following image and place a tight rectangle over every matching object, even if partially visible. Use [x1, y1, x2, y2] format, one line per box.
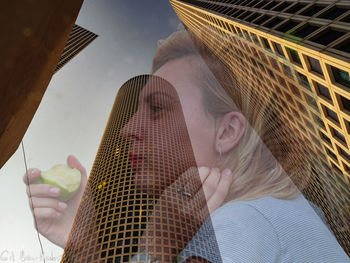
[55, 24, 98, 72]
[175, 0, 350, 61]
[61, 75, 220, 262]
[171, 0, 350, 257]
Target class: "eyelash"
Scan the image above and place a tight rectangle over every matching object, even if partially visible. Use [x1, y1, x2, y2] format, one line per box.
[150, 105, 163, 113]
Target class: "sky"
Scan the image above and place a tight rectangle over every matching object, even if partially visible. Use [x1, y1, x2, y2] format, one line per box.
[0, 1, 181, 262]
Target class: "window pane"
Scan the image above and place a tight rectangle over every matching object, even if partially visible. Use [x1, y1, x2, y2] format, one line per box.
[286, 47, 302, 65]
[273, 2, 288, 11]
[243, 30, 252, 42]
[277, 20, 299, 33]
[305, 93, 318, 110]
[308, 56, 323, 75]
[255, 15, 270, 25]
[331, 66, 350, 88]
[261, 37, 272, 51]
[325, 107, 340, 123]
[273, 42, 285, 57]
[297, 72, 310, 89]
[264, 17, 283, 28]
[292, 24, 320, 38]
[319, 7, 348, 20]
[335, 38, 350, 53]
[254, 1, 266, 8]
[245, 13, 260, 22]
[300, 5, 325, 16]
[263, 1, 277, 10]
[311, 29, 345, 46]
[312, 113, 325, 128]
[282, 64, 294, 78]
[340, 14, 350, 23]
[321, 132, 332, 144]
[340, 95, 350, 112]
[339, 148, 350, 161]
[285, 3, 307, 14]
[333, 128, 346, 143]
[317, 82, 332, 100]
[327, 148, 338, 160]
[250, 33, 260, 46]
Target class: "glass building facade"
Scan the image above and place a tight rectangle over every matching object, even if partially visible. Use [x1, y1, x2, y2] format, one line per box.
[61, 75, 219, 262]
[55, 24, 98, 72]
[170, 0, 350, 256]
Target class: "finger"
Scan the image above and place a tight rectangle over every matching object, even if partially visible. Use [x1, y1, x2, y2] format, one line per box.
[170, 167, 217, 216]
[178, 188, 209, 224]
[206, 169, 233, 214]
[183, 168, 222, 219]
[198, 167, 210, 184]
[177, 167, 211, 199]
[26, 184, 61, 198]
[67, 155, 87, 178]
[177, 167, 202, 197]
[202, 168, 221, 201]
[29, 197, 68, 212]
[67, 155, 89, 202]
[187, 187, 208, 212]
[23, 168, 41, 185]
[33, 207, 62, 220]
[182, 166, 211, 198]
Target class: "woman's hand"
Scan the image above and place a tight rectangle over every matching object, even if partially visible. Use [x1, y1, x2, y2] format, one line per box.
[23, 155, 87, 249]
[159, 167, 234, 223]
[140, 167, 234, 262]
[185, 167, 234, 215]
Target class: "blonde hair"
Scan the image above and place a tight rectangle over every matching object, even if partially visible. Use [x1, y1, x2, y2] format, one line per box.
[151, 30, 304, 202]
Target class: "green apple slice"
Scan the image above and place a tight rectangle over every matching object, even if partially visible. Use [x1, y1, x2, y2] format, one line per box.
[40, 165, 82, 202]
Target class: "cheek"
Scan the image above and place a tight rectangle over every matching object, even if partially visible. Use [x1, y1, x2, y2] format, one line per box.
[190, 135, 215, 167]
[184, 112, 216, 167]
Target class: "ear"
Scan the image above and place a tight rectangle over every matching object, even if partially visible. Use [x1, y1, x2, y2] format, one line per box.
[215, 111, 246, 154]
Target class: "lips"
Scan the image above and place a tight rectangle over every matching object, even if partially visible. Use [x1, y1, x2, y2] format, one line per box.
[128, 153, 143, 169]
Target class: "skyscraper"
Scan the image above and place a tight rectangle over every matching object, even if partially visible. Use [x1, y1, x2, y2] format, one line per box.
[170, 0, 350, 256]
[61, 75, 220, 262]
[55, 24, 98, 72]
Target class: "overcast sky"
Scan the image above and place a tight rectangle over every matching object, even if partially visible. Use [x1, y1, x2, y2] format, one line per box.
[0, 1, 181, 261]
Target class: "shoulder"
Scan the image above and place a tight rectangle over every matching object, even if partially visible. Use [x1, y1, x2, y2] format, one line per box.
[211, 198, 280, 237]
[207, 199, 282, 262]
[180, 200, 282, 263]
[211, 194, 327, 248]
[210, 194, 350, 263]
[212, 194, 321, 231]
[210, 195, 303, 235]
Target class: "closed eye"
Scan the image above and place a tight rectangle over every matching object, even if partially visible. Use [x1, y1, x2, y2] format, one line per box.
[150, 104, 163, 113]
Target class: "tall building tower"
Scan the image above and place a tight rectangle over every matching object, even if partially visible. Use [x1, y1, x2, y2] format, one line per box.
[61, 75, 220, 262]
[170, 0, 350, 256]
[55, 24, 98, 72]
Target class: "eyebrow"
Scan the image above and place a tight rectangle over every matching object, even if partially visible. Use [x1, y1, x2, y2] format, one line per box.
[142, 92, 178, 104]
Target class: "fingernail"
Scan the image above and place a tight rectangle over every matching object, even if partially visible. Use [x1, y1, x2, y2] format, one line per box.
[30, 169, 39, 175]
[58, 202, 67, 210]
[50, 187, 60, 194]
[223, 169, 232, 176]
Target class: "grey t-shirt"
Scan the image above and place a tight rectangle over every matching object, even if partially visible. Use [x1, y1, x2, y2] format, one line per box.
[180, 194, 350, 262]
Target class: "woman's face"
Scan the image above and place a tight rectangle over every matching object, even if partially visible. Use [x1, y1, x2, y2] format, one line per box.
[122, 56, 218, 193]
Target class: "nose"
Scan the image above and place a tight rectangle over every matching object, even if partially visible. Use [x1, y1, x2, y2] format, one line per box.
[121, 110, 143, 142]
